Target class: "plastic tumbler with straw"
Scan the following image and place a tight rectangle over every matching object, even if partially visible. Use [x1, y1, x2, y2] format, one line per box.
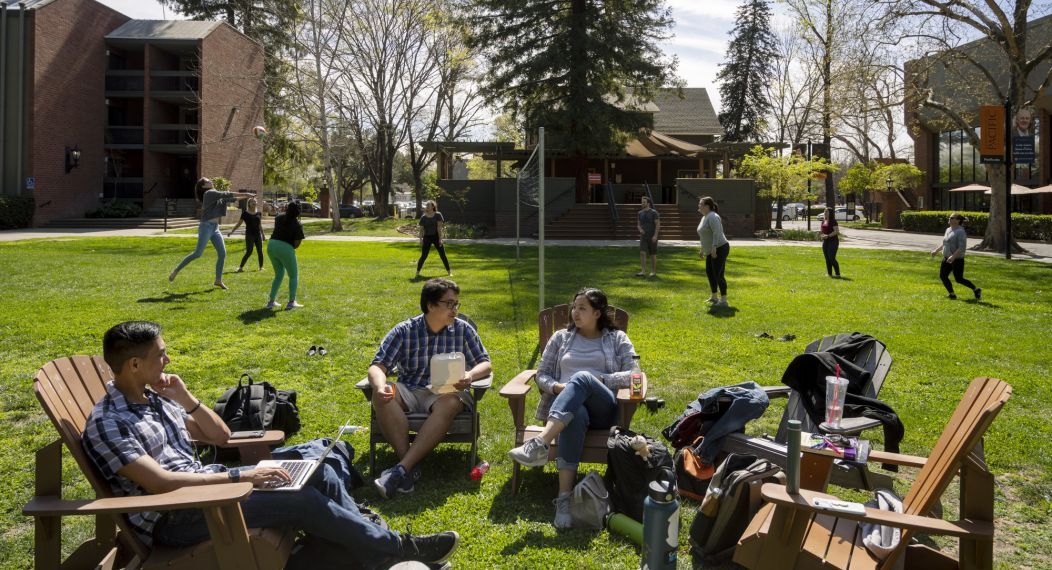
[825, 364, 848, 429]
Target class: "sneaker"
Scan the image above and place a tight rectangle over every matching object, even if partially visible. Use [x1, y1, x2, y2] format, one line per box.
[947, 293, 957, 300]
[715, 298, 728, 307]
[236, 267, 244, 273]
[214, 281, 228, 290]
[265, 300, 279, 309]
[374, 465, 406, 499]
[636, 271, 646, 277]
[400, 531, 460, 564]
[705, 295, 718, 304]
[168, 270, 178, 282]
[286, 301, 304, 310]
[553, 492, 572, 529]
[399, 465, 421, 494]
[974, 288, 982, 300]
[508, 438, 549, 467]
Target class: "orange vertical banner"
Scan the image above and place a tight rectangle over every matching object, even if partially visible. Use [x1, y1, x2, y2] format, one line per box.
[979, 105, 1004, 157]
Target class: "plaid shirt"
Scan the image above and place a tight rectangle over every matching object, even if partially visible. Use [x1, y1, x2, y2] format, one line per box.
[372, 314, 490, 389]
[82, 382, 224, 545]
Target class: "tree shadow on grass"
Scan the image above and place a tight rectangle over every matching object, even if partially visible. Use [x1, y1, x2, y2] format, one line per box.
[238, 308, 278, 324]
[138, 289, 216, 303]
[499, 528, 606, 557]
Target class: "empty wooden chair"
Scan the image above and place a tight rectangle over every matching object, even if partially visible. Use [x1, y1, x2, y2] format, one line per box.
[734, 376, 1010, 570]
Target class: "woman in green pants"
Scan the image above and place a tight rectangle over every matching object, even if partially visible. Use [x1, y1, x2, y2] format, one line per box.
[266, 201, 305, 310]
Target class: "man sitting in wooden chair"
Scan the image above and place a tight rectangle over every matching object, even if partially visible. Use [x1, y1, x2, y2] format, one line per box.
[367, 278, 492, 499]
[83, 321, 460, 567]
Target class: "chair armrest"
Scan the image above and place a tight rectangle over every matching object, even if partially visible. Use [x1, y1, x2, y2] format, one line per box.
[355, 377, 372, 401]
[762, 386, 792, 399]
[819, 417, 883, 435]
[471, 374, 493, 402]
[866, 450, 928, 469]
[500, 369, 537, 399]
[615, 372, 648, 403]
[759, 484, 992, 539]
[218, 430, 285, 449]
[24, 483, 255, 517]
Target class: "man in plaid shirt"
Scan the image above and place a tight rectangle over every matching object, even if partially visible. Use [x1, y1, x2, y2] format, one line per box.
[82, 321, 460, 566]
[368, 278, 492, 499]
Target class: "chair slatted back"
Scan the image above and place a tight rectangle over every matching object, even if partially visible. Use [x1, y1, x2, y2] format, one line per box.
[33, 356, 151, 560]
[902, 377, 1010, 517]
[538, 304, 629, 350]
[775, 334, 892, 442]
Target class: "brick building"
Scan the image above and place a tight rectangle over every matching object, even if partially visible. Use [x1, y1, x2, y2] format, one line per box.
[0, 0, 264, 226]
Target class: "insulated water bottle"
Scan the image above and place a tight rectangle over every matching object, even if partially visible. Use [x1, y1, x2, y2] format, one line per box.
[605, 512, 643, 545]
[641, 479, 679, 570]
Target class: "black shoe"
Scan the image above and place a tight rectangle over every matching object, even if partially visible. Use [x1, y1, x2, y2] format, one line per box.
[400, 531, 460, 564]
[974, 288, 982, 301]
[947, 293, 957, 300]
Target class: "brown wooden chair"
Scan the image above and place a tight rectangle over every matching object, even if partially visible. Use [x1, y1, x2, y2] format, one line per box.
[499, 304, 643, 494]
[354, 314, 492, 476]
[22, 356, 295, 570]
[733, 376, 1010, 570]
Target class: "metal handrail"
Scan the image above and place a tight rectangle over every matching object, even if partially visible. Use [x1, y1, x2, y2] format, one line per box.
[604, 182, 618, 230]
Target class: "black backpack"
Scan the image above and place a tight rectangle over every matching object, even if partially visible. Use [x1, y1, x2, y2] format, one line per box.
[214, 373, 301, 436]
[689, 453, 783, 565]
[605, 425, 675, 522]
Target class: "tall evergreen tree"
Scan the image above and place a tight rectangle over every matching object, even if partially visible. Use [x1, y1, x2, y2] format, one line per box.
[467, 0, 680, 200]
[716, 0, 776, 142]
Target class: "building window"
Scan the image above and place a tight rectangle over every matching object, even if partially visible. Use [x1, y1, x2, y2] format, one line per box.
[936, 128, 990, 186]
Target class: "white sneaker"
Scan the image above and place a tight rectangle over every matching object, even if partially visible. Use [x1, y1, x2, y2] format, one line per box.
[715, 298, 729, 307]
[286, 301, 304, 310]
[508, 438, 550, 467]
[265, 301, 279, 309]
[553, 492, 573, 529]
[705, 295, 718, 304]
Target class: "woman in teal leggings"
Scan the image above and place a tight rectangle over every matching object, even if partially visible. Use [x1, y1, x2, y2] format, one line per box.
[266, 201, 306, 310]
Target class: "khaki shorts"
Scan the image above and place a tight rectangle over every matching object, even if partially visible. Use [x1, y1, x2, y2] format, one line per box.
[392, 383, 474, 415]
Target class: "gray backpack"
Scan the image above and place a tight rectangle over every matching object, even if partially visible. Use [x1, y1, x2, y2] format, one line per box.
[570, 470, 611, 529]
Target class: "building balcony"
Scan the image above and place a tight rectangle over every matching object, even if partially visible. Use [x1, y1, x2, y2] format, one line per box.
[105, 126, 144, 145]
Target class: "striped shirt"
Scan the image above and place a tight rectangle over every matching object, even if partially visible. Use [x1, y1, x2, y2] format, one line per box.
[372, 314, 490, 390]
[82, 382, 224, 545]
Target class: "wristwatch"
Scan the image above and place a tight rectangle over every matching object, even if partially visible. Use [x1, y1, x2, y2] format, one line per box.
[228, 468, 241, 483]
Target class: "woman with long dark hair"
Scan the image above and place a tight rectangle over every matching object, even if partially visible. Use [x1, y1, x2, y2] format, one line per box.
[697, 196, 730, 306]
[266, 201, 306, 310]
[507, 288, 637, 528]
[820, 207, 842, 278]
[228, 197, 265, 272]
[930, 212, 981, 300]
[169, 178, 255, 288]
[416, 200, 451, 277]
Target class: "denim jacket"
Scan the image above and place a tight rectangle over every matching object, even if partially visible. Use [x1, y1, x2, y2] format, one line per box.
[534, 327, 637, 421]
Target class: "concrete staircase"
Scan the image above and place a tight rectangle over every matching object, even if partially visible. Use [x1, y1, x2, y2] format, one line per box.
[544, 204, 699, 240]
[42, 217, 199, 230]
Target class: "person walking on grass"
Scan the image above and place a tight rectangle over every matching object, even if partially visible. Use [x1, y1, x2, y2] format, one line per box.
[820, 207, 842, 278]
[266, 201, 305, 310]
[931, 212, 981, 301]
[416, 200, 452, 278]
[169, 178, 255, 289]
[636, 196, 661, 277]
[507, 288, 637, 529]
[228, 197, 265, 272]
[697, 196, 730, 307]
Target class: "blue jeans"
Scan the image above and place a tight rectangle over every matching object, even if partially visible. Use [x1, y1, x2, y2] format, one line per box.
[174, 220, 226, 281]
[153, 464, 401, 568]
[548, 371, 618, 470]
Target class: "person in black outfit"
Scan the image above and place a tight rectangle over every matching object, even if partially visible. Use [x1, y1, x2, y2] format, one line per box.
[416, 200, 451, 277]
[266, 201, 306, 310]
[228, 197, 265, 272]
[819, 207, 842, 278]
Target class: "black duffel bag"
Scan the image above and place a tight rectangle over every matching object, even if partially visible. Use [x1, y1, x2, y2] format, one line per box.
[214, 373, 301, 436]
[605, 425, 675, 522]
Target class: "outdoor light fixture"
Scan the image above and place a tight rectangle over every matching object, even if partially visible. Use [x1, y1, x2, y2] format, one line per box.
[886, 176, 893, 192]
[65, 146, 81, 173]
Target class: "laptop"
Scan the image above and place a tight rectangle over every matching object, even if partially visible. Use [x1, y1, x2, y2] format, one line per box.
[254, 423, 362, 492]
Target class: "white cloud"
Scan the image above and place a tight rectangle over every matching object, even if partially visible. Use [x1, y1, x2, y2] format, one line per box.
[95, 0, 185, 20]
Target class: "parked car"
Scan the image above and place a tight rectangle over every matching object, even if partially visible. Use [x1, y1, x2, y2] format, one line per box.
[339, 204, 364, 219]
[297, 201, 322, 216]
[771, 205, 798, 221]
[817, 207, 865, 222]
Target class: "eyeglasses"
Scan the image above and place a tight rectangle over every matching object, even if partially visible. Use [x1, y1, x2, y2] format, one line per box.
[436, 300, 460, 310]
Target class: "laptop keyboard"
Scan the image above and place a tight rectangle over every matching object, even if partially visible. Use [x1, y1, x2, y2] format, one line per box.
[273, 461, 311, 487]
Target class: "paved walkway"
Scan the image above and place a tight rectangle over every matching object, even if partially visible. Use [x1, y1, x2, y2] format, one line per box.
[2, 222, 1049, 263]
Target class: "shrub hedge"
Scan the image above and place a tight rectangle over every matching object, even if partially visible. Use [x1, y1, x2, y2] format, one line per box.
[86, 201, 142, 218]
[900, 210, 1052, 242]
[0, 195, 34, 229]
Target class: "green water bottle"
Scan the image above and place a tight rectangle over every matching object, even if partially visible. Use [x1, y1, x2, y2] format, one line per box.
[605, 512, 643, 545]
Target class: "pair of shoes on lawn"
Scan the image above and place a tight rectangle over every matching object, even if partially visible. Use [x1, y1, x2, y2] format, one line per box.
[755, 332, 796, 342]
[306, 345, 328, 356]
[375, 464, 422, 499]
[709, 297, 728, 307]
[265, 300, 303, 310]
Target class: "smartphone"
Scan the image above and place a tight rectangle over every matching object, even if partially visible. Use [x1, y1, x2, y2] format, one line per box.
[230, 430, 265, 439]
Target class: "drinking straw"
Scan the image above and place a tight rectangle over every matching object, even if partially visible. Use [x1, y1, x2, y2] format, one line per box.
[832, 364, 842, 425]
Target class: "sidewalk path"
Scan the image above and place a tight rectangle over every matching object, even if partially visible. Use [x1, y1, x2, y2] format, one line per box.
[2, 223, 1049, 263]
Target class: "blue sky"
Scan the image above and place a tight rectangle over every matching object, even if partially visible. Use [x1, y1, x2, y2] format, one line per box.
[97, 0, 769, 114]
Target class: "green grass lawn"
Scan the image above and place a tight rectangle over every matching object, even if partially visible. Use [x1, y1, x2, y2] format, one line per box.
[0, 238, 1049, 568]
[301, 217, 410, 237]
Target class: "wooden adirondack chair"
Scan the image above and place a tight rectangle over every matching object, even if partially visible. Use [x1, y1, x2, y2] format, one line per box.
[721, 333, 895, 490]
[499, 304, 642, 494]
[734, 376, 1010, 570]
[23, 356, 295, 570]
[354, 314, 493, 476]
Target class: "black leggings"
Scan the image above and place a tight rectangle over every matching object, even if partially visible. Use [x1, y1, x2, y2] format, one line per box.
[705, 243, 730, 295]
[417, 235, 450, 273]
[240, 233, 263, 270]
[822, 237, 840, 276]
[940, 258, 976, 294]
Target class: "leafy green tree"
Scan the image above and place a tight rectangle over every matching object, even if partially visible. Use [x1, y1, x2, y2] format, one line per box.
[739, 145, 836, 228]
[467, 0, 680, 201]
[716, 0, 776, 142]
